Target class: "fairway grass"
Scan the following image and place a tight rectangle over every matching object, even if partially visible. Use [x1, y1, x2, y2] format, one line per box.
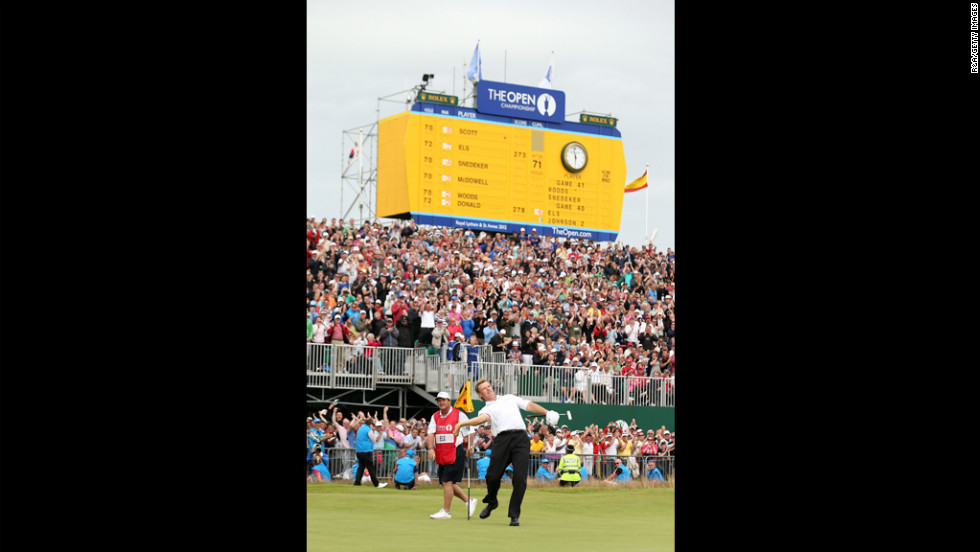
[308, 482, 674, 551]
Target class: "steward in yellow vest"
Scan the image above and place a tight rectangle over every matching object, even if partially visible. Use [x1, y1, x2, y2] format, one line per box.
[557, 445, 581, 487]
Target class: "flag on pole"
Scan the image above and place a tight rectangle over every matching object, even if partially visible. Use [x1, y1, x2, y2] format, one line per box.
[346, 147, 358, 168]
[538, 54, 554, 89]
[454, 381, 474, 413]
[466, 42, 482, 83]
[624, 170, 648, 193]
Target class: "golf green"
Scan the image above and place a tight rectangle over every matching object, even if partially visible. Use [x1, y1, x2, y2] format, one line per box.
[308, 482, 674, 551]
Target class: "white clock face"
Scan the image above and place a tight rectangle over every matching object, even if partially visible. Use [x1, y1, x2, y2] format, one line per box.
[563, 143, 587, 172]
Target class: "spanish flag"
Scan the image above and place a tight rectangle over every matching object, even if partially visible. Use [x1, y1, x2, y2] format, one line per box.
[454, 381, 474, 413]
[624, 170, 648, 193]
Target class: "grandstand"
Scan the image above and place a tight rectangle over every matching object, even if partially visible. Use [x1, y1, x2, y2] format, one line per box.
[306, 218, 674, 429]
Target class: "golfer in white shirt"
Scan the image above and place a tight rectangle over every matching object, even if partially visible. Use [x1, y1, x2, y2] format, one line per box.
[452, 377, 558, 527]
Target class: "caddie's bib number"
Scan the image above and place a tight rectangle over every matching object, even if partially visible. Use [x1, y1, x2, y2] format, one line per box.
[435, 433, 454, 444]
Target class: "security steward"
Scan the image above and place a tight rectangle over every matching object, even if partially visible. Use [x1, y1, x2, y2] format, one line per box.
[557, 444, 582, 487]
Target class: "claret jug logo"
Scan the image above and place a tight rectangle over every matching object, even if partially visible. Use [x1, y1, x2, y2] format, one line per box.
[537, 93, 556, 117]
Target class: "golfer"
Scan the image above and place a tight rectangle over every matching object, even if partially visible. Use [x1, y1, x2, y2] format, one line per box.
[427, 391, 479, 520]
[453, 377, 559, 526]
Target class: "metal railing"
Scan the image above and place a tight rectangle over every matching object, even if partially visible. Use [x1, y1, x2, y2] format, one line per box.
[307, 343, 675, 407]
[478, 362, 674, 407]
[312, 447, 674, 484]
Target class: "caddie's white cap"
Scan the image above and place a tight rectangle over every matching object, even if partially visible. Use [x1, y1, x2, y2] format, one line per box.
[436, 391, 451, 400]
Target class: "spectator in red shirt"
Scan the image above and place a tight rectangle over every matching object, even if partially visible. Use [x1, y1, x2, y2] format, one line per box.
[390, 295, 408, 326]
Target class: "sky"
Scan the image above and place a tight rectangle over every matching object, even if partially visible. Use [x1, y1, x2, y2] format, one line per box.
[307, 0, 674, 250]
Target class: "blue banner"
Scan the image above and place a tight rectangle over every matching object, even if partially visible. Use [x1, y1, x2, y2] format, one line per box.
[409, 212, 618, 243]
[475, 80, 565, 124]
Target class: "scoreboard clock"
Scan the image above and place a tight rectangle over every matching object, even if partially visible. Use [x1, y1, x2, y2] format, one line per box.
[560, 141, 588, 173]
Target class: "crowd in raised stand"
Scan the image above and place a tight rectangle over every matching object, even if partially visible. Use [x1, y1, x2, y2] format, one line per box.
[306, 217, 675, 383]
[307, 402, 673, 485]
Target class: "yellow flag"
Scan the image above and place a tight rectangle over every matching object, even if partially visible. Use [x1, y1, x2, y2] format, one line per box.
[454, 381, 474, 413]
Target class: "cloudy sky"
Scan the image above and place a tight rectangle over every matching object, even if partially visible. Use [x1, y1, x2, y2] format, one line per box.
[307, 0, 674, 250]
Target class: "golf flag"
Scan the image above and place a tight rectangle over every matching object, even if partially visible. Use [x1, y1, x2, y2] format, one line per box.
[454, 381, 474, 413]
[538, 54, 554, 89]
[624, 170, 648, 193]
[466, 42, 482, 83]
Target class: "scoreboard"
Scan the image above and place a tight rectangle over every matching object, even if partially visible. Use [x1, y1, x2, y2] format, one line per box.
[377, 90, 627, 241]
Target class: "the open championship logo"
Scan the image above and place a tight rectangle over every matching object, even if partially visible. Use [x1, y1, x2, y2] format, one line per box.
[537, 93, 557, 117]
[477, 80, 563, 123]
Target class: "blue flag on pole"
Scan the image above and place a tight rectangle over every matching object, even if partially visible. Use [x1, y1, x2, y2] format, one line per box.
[466, 42, 482, 82]
[538, 55, 554, 89]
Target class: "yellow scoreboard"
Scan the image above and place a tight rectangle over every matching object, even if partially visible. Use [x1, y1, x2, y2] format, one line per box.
[377, 100, 627, 241]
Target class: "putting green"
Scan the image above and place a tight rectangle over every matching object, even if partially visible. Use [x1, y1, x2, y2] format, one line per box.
[308, 481, 674, 551]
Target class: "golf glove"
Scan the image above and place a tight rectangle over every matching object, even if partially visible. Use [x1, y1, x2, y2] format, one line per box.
[546, 410, 559, 425]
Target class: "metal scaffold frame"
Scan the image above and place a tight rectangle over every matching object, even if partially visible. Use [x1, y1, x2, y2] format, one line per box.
[339, 124, 377, 225]
[337, 76, 453, 227]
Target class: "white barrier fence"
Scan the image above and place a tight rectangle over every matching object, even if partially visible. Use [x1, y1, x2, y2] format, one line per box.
[311, 447, 674, 484]
[307, 344, 674, 407]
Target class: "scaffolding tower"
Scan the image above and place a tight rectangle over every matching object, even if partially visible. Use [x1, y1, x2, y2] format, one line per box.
[338, 124, 377, 226]
[338, 76, 455, 227]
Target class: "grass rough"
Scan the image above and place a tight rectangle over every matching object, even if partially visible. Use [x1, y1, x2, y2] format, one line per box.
[308, 481, 674, 551]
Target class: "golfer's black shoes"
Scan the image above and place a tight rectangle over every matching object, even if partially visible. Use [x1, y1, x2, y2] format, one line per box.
[479, 503, 497, 519]
[510, 517, 520, 526]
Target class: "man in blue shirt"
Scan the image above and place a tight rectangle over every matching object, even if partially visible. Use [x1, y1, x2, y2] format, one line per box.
[354, 417, 388, 488]
[465, 335, 481, 379]
[535, 458, 556, 482]
[345, 302, 359, 322]
[311, 447, 331, 481]
[308, 418, 325, 478]
[476, 449, 492, 481]
[603, 457, 632, 484]
[460, 313, 475, 340]
[528, 228, 540, 247]
[483, 319, 499, 344]
[393, 449, 418, 490]
[646, 459, 664, 482]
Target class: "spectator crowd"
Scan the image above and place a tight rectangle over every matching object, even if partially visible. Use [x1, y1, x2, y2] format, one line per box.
[308, 400, 673, 485]
[306, 218, 675, 385]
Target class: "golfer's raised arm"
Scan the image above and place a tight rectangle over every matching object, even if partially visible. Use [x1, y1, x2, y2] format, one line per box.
[524, 402, 549, 417]
[453, 413, 490, 436]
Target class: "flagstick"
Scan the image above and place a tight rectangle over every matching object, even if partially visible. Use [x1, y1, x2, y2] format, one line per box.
[645, 163, 649, 240]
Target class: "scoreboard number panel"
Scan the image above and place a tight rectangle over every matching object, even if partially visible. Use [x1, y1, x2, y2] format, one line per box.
[378, 102, 626, 241]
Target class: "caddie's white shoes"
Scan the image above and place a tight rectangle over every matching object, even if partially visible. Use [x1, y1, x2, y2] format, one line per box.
[377, 482, 388, 488]
[468, 498, 478, 517]
[430, 509, 452, 519]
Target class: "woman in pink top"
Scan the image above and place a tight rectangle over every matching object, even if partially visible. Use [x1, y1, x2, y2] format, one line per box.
[311, 316, 327, 344]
